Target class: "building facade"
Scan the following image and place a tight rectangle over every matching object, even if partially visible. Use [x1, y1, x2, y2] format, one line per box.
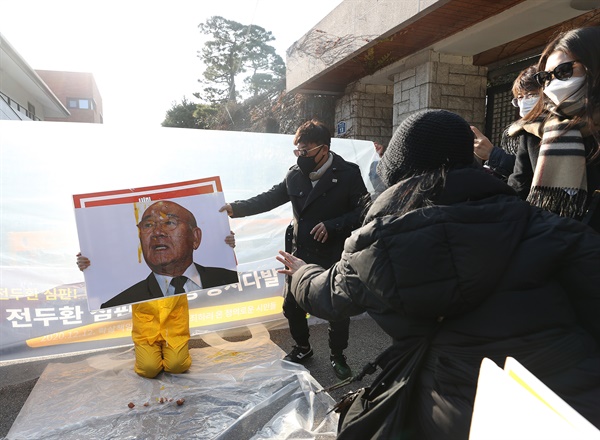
[1, 33, 103, 124]
[286, 0, 600, 147]
[0, 33, 69, 121]
[36, 70, 103, 123]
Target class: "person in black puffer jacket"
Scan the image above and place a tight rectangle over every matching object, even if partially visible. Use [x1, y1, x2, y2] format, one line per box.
[277, 109, 600, 440]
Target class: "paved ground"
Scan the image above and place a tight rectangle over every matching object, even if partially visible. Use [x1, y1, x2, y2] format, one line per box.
[0, 314, 391, 438]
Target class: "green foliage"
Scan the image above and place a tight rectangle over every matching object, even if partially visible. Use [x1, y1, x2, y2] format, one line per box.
[161, 98, 198, 128]
[193, 103, 219, 129]
[161, 98, 218, 129]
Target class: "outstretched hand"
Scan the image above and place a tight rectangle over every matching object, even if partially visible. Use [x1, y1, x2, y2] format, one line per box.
[276, 250, 307, 276]
[219, 204, 233, 217]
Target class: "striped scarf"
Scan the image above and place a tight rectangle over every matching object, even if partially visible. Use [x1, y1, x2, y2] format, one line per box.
[527, 115, 588, 218]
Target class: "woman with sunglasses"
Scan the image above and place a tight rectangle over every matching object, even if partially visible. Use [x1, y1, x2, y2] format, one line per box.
[508, 27, 600, 229]
[472, 65, 540, 180]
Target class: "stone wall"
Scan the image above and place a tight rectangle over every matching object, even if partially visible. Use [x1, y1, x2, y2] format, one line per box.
[393, 50, 488, 132]
[332, 50, 488, 146]
[334, 82, 394, 146]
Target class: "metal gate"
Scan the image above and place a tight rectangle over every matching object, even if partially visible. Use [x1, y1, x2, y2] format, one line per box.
[485, 84, 519, 147]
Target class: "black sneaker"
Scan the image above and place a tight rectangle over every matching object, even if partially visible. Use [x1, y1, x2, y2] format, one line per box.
[283, 345, 313, 363]
[330, 353, 352, 380]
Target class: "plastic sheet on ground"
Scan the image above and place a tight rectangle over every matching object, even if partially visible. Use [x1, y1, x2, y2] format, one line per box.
[6, 326, 338, 439]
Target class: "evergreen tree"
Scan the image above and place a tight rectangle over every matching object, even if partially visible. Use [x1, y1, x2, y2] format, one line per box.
[163, 17, 326, 132]
[196, 16, 284, 103]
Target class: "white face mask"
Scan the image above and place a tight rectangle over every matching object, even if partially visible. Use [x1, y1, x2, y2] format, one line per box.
[543, 75, 586, 106]
[518, 96, 539, 118]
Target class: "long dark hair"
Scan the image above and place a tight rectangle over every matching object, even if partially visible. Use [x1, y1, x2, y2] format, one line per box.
[364, 168, 447, 223]
[525, 26, 600, 162]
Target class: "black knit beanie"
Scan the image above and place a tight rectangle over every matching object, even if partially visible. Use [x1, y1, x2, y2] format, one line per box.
[377, 109, 475, 187]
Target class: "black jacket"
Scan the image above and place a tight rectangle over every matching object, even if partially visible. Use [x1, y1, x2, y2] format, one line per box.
[291, 168, 600, 438]
[230, 152, 368, 268]
[101, 263, 238, 308]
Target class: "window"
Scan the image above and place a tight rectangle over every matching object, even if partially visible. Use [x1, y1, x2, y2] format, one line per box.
[27, 102, 36, 118]
[67, 98, 93, 110]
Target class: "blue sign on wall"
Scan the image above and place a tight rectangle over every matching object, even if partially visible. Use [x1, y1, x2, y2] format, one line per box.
[337, 121, 346, 135]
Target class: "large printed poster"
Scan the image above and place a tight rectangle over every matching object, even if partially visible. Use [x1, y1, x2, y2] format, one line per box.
[74, 177, 238, 311]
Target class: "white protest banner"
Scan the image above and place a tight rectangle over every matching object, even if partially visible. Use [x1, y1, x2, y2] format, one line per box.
[0, 121, 376, 362]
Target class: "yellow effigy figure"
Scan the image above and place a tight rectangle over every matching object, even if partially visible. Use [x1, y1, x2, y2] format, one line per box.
[131, 295, 191, 378]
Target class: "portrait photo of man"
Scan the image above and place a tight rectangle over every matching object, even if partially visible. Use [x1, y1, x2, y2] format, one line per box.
[74, 177, 238, 311]
[100, 200, 238, 309]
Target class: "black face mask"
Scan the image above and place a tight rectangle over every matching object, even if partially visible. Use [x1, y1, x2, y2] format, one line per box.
[297, 155, 319, 175]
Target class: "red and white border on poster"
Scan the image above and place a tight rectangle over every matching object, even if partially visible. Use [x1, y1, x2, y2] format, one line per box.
[73, 177, 223, 208]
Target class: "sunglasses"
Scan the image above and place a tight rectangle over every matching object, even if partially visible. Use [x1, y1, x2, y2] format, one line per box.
[534, 61, 577, 87]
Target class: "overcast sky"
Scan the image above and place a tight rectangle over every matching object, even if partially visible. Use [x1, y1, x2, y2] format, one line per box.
[0, 0, 344, 127]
